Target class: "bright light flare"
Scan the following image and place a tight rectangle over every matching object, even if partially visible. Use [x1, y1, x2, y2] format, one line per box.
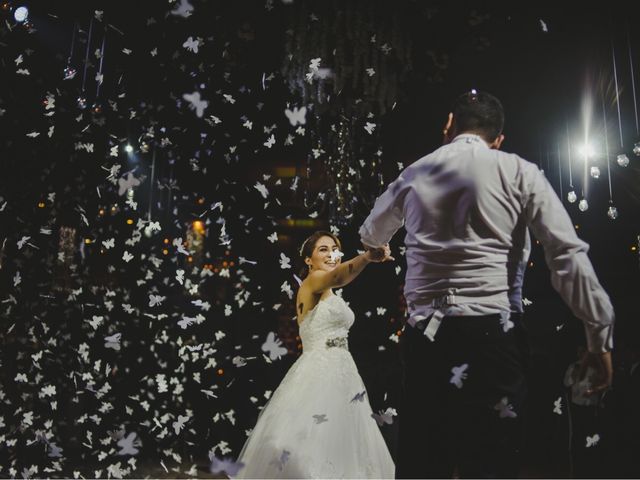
[192, 220, 205, 234]
[14, 6, 28, 23]
[577, 143, 596, 160]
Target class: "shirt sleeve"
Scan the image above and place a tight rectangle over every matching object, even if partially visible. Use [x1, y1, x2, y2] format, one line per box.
[359, 174, 408, 248]
[507, 218, 531, 313]
[521, 162, 614, 353]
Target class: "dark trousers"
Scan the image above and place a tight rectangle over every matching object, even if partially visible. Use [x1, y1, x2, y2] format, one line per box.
[397, 313, 529, 479]
[569, 403, 605, 479]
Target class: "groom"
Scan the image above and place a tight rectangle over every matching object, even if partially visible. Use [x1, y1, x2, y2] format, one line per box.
[359, 90, 614, 478]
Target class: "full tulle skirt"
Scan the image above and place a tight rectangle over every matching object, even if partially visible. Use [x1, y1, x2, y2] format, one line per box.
[233, 347, 395, 479]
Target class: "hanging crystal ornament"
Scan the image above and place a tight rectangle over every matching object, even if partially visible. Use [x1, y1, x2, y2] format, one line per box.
[53, 226, 77, 292]
[578, 198, 589, 212]
[602, 93, 616, 221]
[589, 166, 601, 178]
[283, 2, 412, 226]
[93, 30, 107, 117]
[616, 153, 630, 166]
[63, 65, 77, 80]
[564, 122, 577, 207]
[633, 141, 640, 156]
[64, 22, 78, 80]
[78, 18, 94, 110]
[327, 115, 356, 225]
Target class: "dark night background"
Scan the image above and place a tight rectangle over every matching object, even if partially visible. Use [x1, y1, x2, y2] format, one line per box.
[0, 0, 639, 478]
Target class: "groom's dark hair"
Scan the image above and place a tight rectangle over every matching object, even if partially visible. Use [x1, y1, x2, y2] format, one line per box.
[452, 90, 504, 142]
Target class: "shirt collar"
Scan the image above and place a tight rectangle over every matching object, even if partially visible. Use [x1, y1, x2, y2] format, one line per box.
[451, 133, 490, 148]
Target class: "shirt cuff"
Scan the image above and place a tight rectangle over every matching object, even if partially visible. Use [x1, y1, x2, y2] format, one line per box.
[358, 225, 383, 249]
[585, 323, 614, 353]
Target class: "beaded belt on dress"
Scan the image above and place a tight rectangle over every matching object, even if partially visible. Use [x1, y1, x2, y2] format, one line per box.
[325, 337, 348, 349]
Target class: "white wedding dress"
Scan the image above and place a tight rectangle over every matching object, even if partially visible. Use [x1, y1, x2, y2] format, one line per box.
[234, 294, 395, 479]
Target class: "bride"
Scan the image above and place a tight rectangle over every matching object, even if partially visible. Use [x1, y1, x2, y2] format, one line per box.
[234, 231, 395, 478]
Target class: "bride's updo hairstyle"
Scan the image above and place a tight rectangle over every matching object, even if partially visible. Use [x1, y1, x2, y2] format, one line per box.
[298, 230, 342, 280]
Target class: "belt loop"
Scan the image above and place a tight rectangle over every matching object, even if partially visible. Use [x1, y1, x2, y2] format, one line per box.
[445, 288, 456, 306]
[431, 288, 457, 309]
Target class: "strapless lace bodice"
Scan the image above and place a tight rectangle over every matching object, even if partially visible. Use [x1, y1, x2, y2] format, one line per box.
[298, 295, 355, 352]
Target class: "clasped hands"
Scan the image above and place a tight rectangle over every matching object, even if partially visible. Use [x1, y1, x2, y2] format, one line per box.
[363, 243, 395, 263]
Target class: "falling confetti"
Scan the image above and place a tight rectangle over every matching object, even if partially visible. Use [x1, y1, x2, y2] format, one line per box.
[210, 456, 245, 476]
[371, 407, 397, 426]
[279, 252, 292, 269]
[182, 91, 209, 117]
[586, 434, 600, 448]
[284, 106, 307, 126]
[312, 414, 328, 424]
[539, 19, 548, 32]
[261, 332, 288, 360]
[171, 0, 194, 18]
[350, 390, 367, 403]
[553, 397, 563, 415]
[493, 397, 517, 418]
[449, 363, 469, 389]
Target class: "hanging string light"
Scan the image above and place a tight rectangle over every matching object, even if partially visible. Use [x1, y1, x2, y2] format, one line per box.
[628, 25, 640, 157]
[617, 152, 630, 167]
[578, 89, 593, 211]
[611, 39, 624, 149]
[566, 120, 577, 203]
[63, 22, 78, 80]
[77, 17, 94, 109]
[557, 141, 563, 200]
[602, 95, 618, 219]
[628, 25, 639, 138]
[92, 28, 106, 114]
[578, 198, 589, 212]
[147, 145, 157, 222]
[578, 192, 588, 211]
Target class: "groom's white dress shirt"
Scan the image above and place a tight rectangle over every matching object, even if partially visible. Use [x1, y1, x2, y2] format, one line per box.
[359, 133, 614, 353]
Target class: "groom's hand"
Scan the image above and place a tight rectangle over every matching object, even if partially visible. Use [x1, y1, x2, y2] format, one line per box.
[363, 243, 394, 263]
[584, 351, 613, 396]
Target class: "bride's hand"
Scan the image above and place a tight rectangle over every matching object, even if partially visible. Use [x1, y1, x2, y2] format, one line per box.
[365, 244, 394, 263]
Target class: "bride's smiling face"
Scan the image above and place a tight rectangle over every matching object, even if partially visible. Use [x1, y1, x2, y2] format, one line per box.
[305, 236, 341, 273]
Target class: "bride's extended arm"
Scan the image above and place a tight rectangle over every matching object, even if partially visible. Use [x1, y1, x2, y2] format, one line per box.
[305, 246, 393, 293]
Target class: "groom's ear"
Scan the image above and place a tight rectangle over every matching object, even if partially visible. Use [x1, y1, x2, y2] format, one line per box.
[442, 113, 454, 144]
[489, 134, 505, 150]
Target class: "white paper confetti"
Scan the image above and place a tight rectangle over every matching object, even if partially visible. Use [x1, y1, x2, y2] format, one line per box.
[261, 332, 288, 360]
[450, 363, 469, 389]
[494, 397, 517, 418]
[284, 106, 307, 126]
